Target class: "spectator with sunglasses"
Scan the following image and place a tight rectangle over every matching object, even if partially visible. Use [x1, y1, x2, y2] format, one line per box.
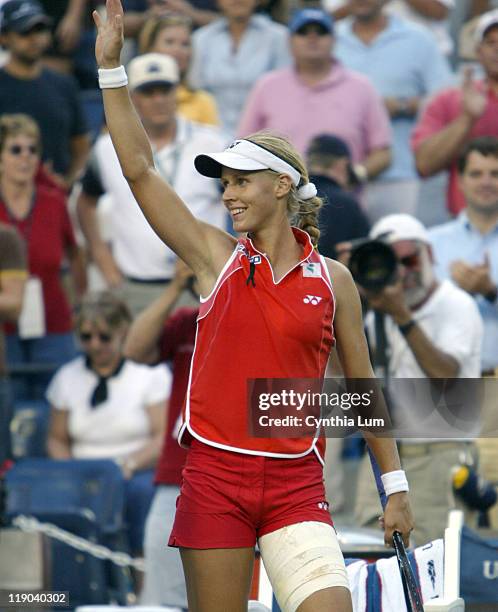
[0, 0, 90, 192]
[46, 290, 171, 556]
[238, 7, 391, 181]
[352, 214, 483, 545]
[0, 113, 85, 401]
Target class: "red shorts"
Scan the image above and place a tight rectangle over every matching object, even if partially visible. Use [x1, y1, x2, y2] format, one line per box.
[168, 439, 333, 549]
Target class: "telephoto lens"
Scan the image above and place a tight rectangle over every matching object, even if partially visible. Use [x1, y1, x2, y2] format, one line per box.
[348, 239, 398, 291]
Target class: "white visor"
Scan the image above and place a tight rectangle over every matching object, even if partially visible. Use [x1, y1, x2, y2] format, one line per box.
[194, 139, 302, 186]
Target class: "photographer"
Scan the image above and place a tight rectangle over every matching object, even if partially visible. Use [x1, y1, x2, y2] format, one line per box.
[350, 214, 483, 545]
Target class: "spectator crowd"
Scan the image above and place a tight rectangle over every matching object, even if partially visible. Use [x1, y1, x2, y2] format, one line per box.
[1, 0, 498, 609]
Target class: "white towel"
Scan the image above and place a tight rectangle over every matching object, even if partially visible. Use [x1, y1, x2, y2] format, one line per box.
[376, 555, 408, 611]
[413, 538, 444, 602]
[346, 560, 368, 612]
[374, 538, 445, 611]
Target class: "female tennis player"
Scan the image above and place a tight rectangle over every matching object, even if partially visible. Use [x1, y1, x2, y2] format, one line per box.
[94, 3, 414, 611]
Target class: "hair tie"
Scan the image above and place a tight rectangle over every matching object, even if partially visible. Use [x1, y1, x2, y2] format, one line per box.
[297, 182, 317, 200]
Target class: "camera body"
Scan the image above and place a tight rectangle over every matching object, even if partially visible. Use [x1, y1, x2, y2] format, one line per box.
[348, 237, 398, 292]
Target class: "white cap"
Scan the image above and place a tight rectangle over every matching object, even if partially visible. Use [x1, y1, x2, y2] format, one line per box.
[475, 9, 498, 44]
[128, 53, 179, 91]
[370, 214, 429, 244]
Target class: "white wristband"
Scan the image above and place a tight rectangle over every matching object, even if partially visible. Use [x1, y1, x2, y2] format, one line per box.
[381, 470, 409, 497]
[98, 65, 128, 89]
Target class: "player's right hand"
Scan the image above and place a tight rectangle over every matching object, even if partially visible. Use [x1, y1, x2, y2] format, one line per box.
[93, 0, 124, 69]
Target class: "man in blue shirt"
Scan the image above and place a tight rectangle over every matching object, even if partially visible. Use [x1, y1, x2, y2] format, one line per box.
[430, 137, 498, 373]
[334, 0, 452, 222]
[430, 136, 498, 527]
[190, 0, 290, 137]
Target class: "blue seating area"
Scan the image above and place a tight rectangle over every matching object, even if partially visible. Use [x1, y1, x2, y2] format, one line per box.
[6, 458, 125, 534]
[29, 510, 110, 609]
[5, 459, 132, 607]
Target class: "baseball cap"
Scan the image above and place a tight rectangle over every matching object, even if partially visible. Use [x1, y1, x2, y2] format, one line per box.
[306, 134, 351, 159]
[370, 214, 430, 244]
[474, 9, 498, 44]
[128, 53, 179, 92]
[289, 8, 334, 35]
[0, 0, 51, 34]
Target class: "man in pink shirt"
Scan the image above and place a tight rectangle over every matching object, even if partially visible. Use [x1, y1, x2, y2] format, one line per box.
[412, 9, 498, 216]
[237, 8, 392, 184]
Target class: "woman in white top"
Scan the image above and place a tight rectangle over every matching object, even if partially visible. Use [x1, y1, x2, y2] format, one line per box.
[47, 290, 171, 553]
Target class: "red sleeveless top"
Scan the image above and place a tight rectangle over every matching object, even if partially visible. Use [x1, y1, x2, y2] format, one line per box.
[178, 228, 335, 462]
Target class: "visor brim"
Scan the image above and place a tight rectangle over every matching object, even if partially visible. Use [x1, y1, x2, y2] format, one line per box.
[194, 151, 268, 178]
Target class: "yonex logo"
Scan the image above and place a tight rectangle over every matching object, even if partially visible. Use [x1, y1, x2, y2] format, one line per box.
[303, 295, 322, 305]
[317, 501, 329, 510]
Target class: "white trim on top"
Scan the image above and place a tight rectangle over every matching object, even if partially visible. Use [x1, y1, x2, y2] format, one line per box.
[319, 254, 336, 326]
[199, 247, 239, 304]
[182, 418, 321, 461]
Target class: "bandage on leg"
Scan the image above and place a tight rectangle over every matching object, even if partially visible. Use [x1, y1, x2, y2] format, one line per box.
[258, 521, 350, 612]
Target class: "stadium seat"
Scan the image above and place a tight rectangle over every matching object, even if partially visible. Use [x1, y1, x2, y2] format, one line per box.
[5, 459, 131, 605]
[29, 510, 110, 609]
[5, 458, 125, 534]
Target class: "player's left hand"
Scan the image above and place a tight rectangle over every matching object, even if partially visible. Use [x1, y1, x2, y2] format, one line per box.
[379, 491, 414, 548]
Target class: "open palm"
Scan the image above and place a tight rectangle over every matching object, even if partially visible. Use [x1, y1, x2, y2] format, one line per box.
[93, 0, 124, 68]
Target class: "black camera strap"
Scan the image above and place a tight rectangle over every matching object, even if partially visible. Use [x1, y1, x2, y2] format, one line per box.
[374, 311, 390, 384]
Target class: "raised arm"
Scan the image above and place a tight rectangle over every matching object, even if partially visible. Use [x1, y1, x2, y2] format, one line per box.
[93, 0, 233, 295]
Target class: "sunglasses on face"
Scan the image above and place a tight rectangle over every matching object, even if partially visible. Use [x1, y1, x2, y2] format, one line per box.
[398, 252, 420, 269]
[79, 331, 113, 344]
[18, 24, 50, 36]
[7, 144, 38, 156]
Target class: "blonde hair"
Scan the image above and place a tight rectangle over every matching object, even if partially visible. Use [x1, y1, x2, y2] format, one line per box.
[75, 291, 131, 333]
[138, 14, 192, 55]
[0, 114, 41, 155]
[245, 131, 323, 247]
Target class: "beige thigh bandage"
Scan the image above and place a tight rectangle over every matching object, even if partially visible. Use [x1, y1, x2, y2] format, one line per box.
[258, 521, 350, 612]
